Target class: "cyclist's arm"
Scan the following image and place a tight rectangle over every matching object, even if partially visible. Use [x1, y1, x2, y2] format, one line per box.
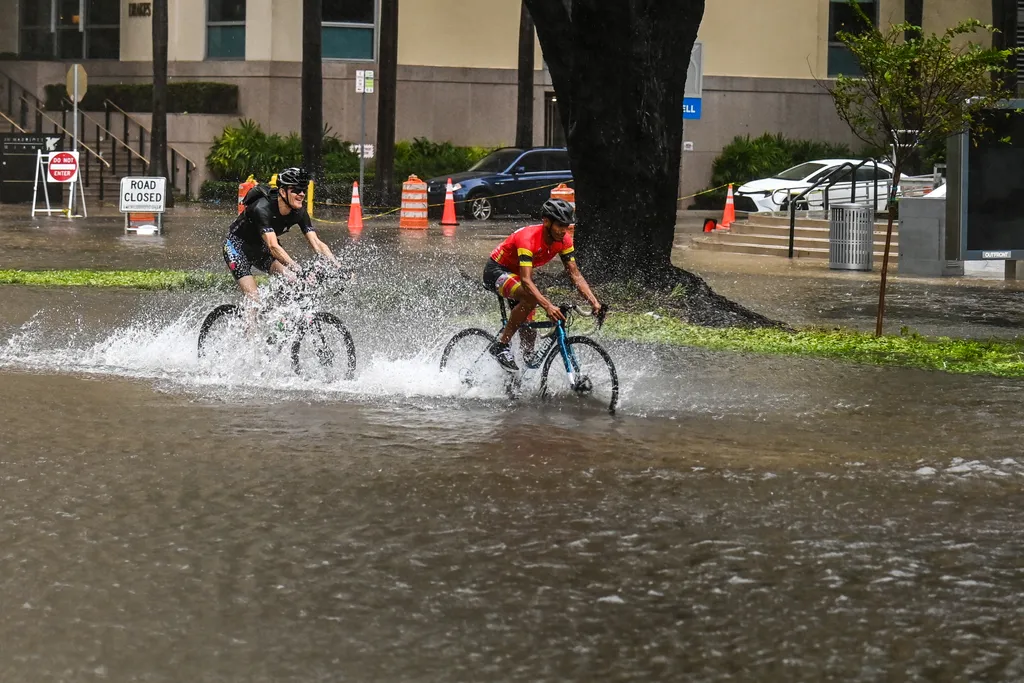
[518, 265, 562, 320]
[563, 259, 601, 311]
[304, 230, 339, 265]
[262, 231, 300, 271]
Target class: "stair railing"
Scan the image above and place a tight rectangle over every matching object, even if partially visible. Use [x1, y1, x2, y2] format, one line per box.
[782, 159, 885, 258]
[104, 99, 196, 198]
[20, 95, 111, 201]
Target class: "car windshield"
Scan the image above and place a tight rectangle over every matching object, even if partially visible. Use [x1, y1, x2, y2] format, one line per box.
[467, 150, 524, 173]
[774, 162, 828, 182]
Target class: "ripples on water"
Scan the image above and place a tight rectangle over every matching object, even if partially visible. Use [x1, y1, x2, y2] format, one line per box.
[3, 256, 1024, 681]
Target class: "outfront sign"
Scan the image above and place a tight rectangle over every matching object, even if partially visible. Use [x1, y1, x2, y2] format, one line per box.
[119, 176, 167, 213]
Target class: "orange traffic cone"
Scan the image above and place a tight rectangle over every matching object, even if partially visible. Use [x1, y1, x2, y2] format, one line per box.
[703, 218, 717, 233]
[348, 181, 364, 234]
[441, 178, 459, 227]
[719, 184, 736, 230]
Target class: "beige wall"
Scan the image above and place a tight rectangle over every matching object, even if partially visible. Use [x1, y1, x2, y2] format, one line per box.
[169, 0, 206, 61]
[120, 0, 152, 61]
[398, 0, 521, 69]
[923, 0, 991, 41]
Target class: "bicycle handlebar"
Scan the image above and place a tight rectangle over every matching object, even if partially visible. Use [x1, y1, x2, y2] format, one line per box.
[556, 302, 609, 330]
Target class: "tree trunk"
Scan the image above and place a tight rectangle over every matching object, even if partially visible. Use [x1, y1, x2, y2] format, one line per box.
[515, 2, 535, 149]
[302, 0, 324, 178]
[150, 0, 170, 204]
[523, 0, 776, 327]
[875, 160, 903, 336]
[525, 0, 701, 283]
[374, 0, 400, 205]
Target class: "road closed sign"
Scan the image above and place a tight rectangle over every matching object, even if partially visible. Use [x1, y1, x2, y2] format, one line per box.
[47, 151, 80, 183]
[120, 177, 167, 213]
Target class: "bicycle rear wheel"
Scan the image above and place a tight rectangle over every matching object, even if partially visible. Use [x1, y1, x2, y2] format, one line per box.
[291, 312, 357, 382]
[539, 336, 619, 414]
[197, 304, 242, 359]
[439, 328, 514, 398]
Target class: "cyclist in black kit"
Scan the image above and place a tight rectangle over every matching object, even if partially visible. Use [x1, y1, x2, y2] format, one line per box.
[222, 167, 340, 300]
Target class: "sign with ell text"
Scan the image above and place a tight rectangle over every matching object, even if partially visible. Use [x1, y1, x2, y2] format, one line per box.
[120, 177, 167, 213]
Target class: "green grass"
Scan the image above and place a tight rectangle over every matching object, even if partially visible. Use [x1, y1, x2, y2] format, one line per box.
[604, 312, 1024, 378]
[0, 269, 236, 290]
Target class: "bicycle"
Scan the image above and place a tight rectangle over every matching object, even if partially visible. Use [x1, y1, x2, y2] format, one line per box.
[439, 296, 619, 414]
[197, 261, 357, 382]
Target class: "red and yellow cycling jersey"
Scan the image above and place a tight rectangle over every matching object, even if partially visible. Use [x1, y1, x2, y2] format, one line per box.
[490, 224, 574, 273]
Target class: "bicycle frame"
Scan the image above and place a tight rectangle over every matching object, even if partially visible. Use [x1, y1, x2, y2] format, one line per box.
[496, 296, 579, 377]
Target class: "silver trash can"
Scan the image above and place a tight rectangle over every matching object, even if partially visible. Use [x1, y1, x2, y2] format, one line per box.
[829, 203, 874, 271]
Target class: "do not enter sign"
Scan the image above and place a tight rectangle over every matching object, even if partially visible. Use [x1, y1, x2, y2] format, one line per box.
[47, 151, 80, 183]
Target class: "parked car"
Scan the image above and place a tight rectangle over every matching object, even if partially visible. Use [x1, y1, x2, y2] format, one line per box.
[426, 147, 572, 221]
[734, 158, 897, 213]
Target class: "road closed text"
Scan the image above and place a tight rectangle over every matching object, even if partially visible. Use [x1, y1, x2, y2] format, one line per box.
[123, 179, 163, 204]
[119, 177, 167, 213]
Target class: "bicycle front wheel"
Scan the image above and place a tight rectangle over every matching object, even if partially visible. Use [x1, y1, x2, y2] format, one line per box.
[197, 304, 242, 359]
[439, 328, 513, 397]
[291, 312, 357, 382]
[540, 336, 619, 414]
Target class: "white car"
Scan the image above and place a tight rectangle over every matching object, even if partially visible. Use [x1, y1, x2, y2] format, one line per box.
[734, 158, 897, 213]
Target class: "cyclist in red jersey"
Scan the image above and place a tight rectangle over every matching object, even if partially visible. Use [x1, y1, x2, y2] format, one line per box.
[482, 198, 602, 371]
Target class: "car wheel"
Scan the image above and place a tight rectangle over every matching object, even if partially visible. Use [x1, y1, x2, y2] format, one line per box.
[466, 193, 494, 221]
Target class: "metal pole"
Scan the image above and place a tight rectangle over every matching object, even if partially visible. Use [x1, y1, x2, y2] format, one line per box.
[359, 91, 366, 191]
[73, 68, 79, 152]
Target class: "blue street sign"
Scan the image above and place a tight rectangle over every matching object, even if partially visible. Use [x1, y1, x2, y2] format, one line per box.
[683, 97, 702, 120]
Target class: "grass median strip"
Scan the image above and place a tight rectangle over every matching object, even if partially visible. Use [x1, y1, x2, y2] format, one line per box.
[604, 312, 1024, 378]
[0, 269, 235, 290]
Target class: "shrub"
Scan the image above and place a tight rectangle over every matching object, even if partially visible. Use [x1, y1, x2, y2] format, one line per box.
[691, 133, 857, 209]
[44, 81, 239, 114]
[392, 137, 492, 181]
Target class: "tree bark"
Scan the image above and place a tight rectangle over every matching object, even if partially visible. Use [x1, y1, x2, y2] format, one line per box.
[302, 0, 324, 178]
[523, 0, 777, 327]
[525, 0, 700, 282]
[515, 2, 535, 149]
[374, 0, 400, 205]
[150, 0, 169, 202]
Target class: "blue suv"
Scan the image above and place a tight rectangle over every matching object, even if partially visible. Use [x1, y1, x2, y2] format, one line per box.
[426, 147, 572, 221]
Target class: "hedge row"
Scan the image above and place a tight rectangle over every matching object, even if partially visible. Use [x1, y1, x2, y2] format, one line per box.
[44, 82, 239, 114]
[200, 174, 389, 207]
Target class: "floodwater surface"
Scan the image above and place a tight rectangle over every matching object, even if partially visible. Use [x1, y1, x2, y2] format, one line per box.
[1, 210, 1023, 681]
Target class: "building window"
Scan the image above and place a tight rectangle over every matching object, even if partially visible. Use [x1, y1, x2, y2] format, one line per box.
[827, 0, 877, 77]
[208, 0, 245, 60]
[323, 0, 376, 60]
[19, 0, 120, 60]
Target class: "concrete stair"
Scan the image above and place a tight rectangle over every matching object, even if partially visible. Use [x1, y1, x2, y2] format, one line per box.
[689, 214, 899, 264]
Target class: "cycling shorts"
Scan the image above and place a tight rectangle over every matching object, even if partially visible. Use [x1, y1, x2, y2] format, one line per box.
[482, 259, 536, 320]
[223, 237, 273, 281]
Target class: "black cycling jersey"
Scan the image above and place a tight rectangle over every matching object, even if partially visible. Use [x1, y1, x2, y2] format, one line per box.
[226, 188, 315, 248]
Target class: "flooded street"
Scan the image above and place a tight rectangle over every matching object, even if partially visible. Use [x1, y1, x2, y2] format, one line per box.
[2, 209, 1024, 681]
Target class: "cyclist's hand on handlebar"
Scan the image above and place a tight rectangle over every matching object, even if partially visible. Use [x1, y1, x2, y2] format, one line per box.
[594, 302, 608, 328]
[544, 302, 566, 322]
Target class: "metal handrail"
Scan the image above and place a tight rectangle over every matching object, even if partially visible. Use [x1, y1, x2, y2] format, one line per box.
[21, 96, 110, 169]
[0, 109, 27, 133]
[0, 68, 44, 131]
[104, 97, 197, 197]
[62, 96, 149, 165]
[785, 159, 888, 258]
[103, 98, 197, 168]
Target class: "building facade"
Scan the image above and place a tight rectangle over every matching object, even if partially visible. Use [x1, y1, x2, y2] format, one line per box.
[0, 0, 996, 196]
